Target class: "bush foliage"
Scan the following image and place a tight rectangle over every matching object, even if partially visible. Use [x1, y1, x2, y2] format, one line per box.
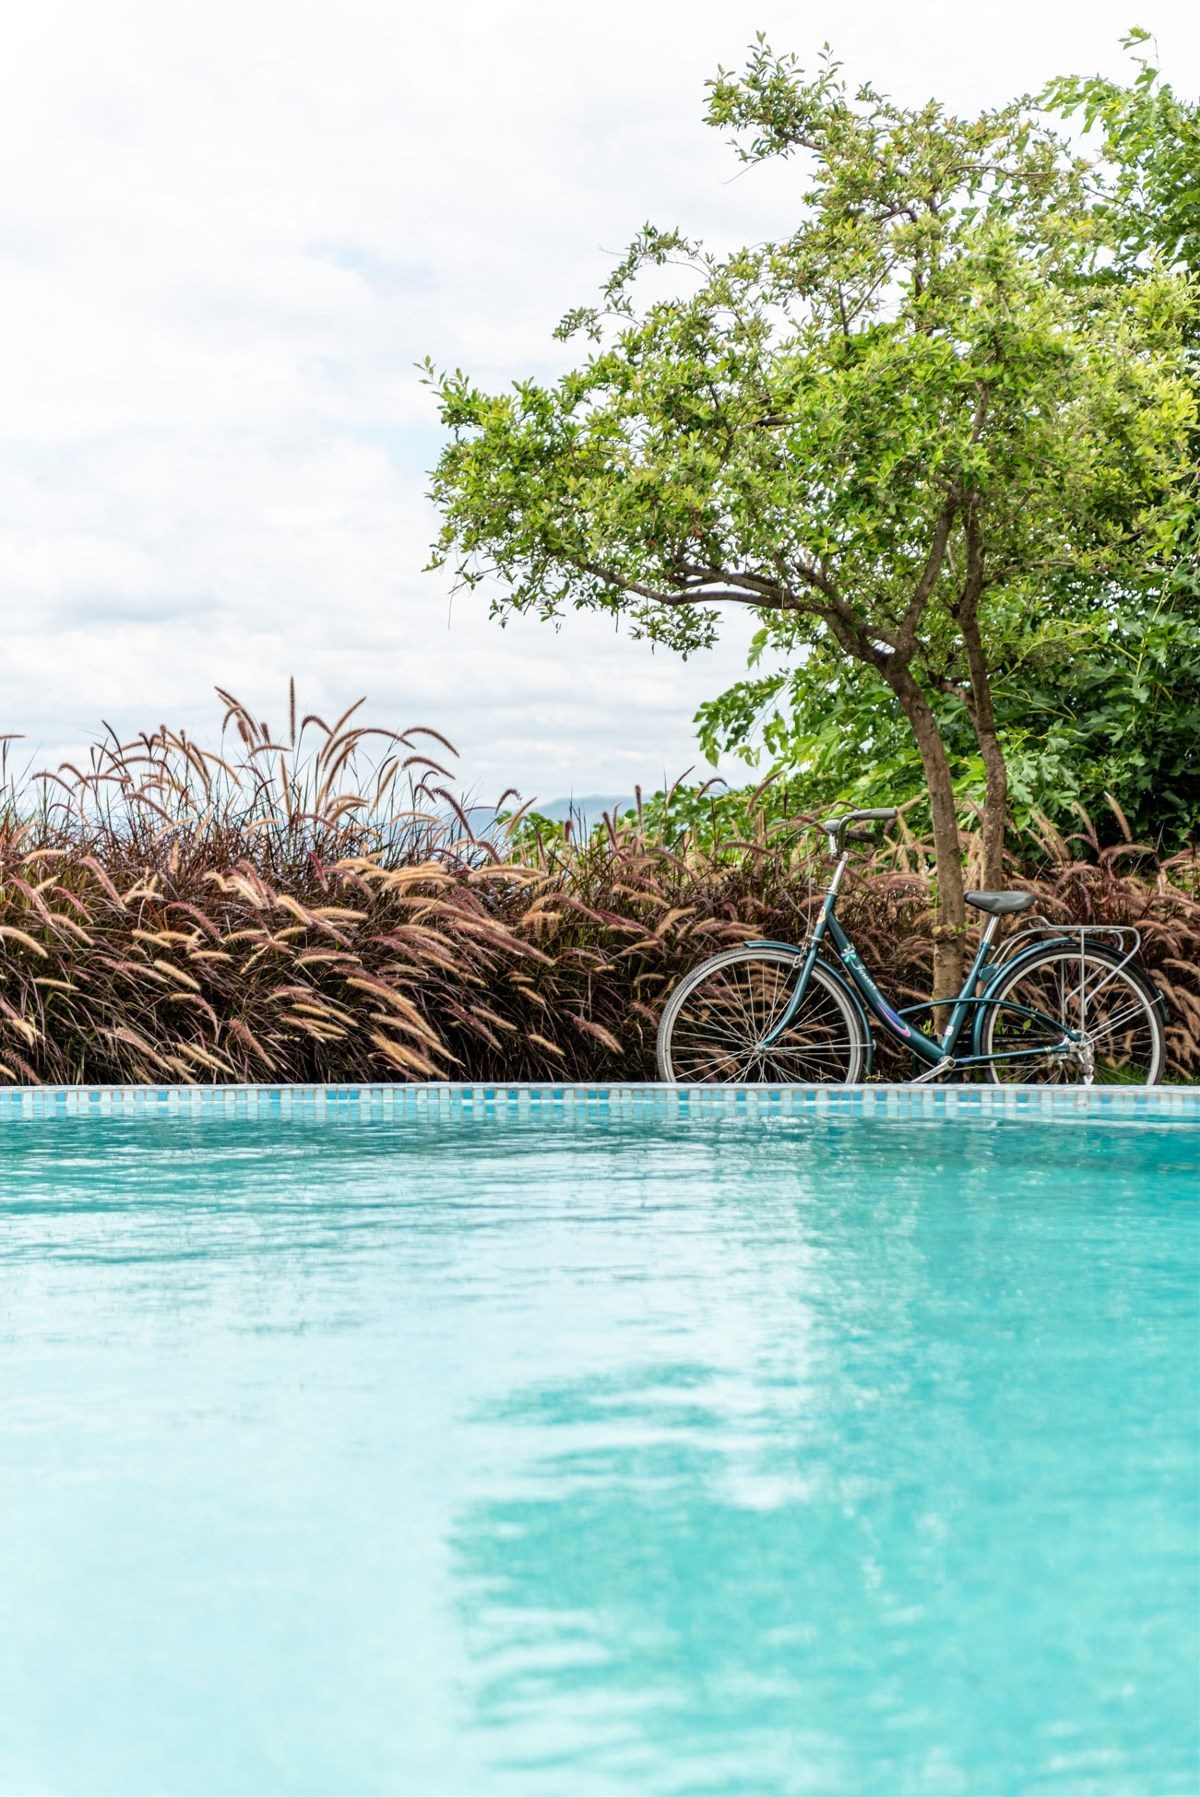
[1, 698, 1197, 1086]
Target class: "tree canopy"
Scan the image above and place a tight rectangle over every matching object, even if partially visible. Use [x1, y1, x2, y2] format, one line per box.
[701, 37, 1200, 853]
[428, 38, 1197, 996]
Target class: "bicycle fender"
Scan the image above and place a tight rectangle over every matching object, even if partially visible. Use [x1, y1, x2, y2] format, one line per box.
[745, 940, 875, 1075]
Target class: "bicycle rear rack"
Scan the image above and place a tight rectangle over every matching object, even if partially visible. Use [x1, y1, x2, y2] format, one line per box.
[991, 918, 1142, 976]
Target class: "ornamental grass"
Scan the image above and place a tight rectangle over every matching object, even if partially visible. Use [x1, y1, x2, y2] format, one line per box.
[1, 693, 1197, 1086]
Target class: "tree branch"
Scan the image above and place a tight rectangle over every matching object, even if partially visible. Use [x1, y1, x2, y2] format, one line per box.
[894, 500, 957, 653]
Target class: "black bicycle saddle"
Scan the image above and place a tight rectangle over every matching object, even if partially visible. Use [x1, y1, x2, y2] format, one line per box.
[964, 891, 1036, 916]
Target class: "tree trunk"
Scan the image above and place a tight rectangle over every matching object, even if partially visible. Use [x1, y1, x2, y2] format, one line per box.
[955, 524, 1008, 890]
[887, 664, 967, 1007]
[964, 671, 1008, 891]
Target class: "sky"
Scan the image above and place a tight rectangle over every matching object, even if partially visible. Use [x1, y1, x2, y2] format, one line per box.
[0, 0, 1194, 809]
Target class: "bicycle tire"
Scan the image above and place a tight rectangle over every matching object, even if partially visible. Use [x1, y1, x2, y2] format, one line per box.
[978, 942, 1165, 1085]
[656, 947, 866, 1084]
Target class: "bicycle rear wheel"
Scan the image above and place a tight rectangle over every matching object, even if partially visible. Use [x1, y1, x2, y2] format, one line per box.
[656, 948, 866, 1084]
[979, 943, 1165, 1085]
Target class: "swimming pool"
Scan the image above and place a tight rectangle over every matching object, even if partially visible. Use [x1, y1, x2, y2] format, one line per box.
[1, 1086, 1196, 1794]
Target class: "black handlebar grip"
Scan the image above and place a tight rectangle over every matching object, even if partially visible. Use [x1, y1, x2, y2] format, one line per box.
[821, 807, 899, 843]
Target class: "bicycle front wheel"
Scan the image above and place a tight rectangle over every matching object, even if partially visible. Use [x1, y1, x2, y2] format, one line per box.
[979, 943, 1165, 1085]
[656, 948, 866, 1084]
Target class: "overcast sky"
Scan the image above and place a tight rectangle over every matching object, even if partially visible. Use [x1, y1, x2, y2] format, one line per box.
[0, 0, 1194, 806]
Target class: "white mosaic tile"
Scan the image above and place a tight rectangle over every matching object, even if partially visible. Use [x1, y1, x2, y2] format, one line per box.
[0, 1081, 1196, 1123]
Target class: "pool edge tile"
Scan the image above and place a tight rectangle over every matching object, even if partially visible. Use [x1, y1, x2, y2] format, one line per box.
[0, 1080, 1197, 1124]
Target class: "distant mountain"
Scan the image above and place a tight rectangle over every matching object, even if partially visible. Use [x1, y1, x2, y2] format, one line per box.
[454, 794, 635, 840]
[526, 794, 637, 825]
[460, 794, 636, 833]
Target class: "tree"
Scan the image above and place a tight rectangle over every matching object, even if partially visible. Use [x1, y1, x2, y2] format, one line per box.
[699, 38, 1200, 857]
[427, 41, 1195, 1000]
[1038, 38, 1200, 842]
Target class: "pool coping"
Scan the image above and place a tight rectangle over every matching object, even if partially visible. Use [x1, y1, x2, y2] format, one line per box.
[0, 1081, 1196, 1122]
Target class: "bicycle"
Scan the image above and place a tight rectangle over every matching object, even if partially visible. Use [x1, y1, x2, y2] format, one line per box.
[656, 807, 1168, 1086]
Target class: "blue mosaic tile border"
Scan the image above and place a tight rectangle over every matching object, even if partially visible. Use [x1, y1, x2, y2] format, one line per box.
[0, 1081, 1195, 1123]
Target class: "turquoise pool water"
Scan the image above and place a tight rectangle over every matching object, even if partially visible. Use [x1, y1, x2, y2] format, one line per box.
[0, 1106, 1196, 1795]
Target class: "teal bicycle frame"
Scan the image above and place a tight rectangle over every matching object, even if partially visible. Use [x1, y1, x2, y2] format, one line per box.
[751, 845, 1081, 1075]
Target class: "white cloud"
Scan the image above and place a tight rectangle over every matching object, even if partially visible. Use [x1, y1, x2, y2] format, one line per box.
[0, 0, 1193, 801]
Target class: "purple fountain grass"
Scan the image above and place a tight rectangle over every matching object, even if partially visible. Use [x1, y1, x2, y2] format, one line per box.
[1, 693, 1196, 1085]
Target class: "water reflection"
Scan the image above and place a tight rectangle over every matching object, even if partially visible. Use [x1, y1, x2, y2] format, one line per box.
[448, 1123, 1198, 1795]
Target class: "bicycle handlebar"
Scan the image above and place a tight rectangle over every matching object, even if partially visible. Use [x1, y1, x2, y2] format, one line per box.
[821, 807, 898, 852]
